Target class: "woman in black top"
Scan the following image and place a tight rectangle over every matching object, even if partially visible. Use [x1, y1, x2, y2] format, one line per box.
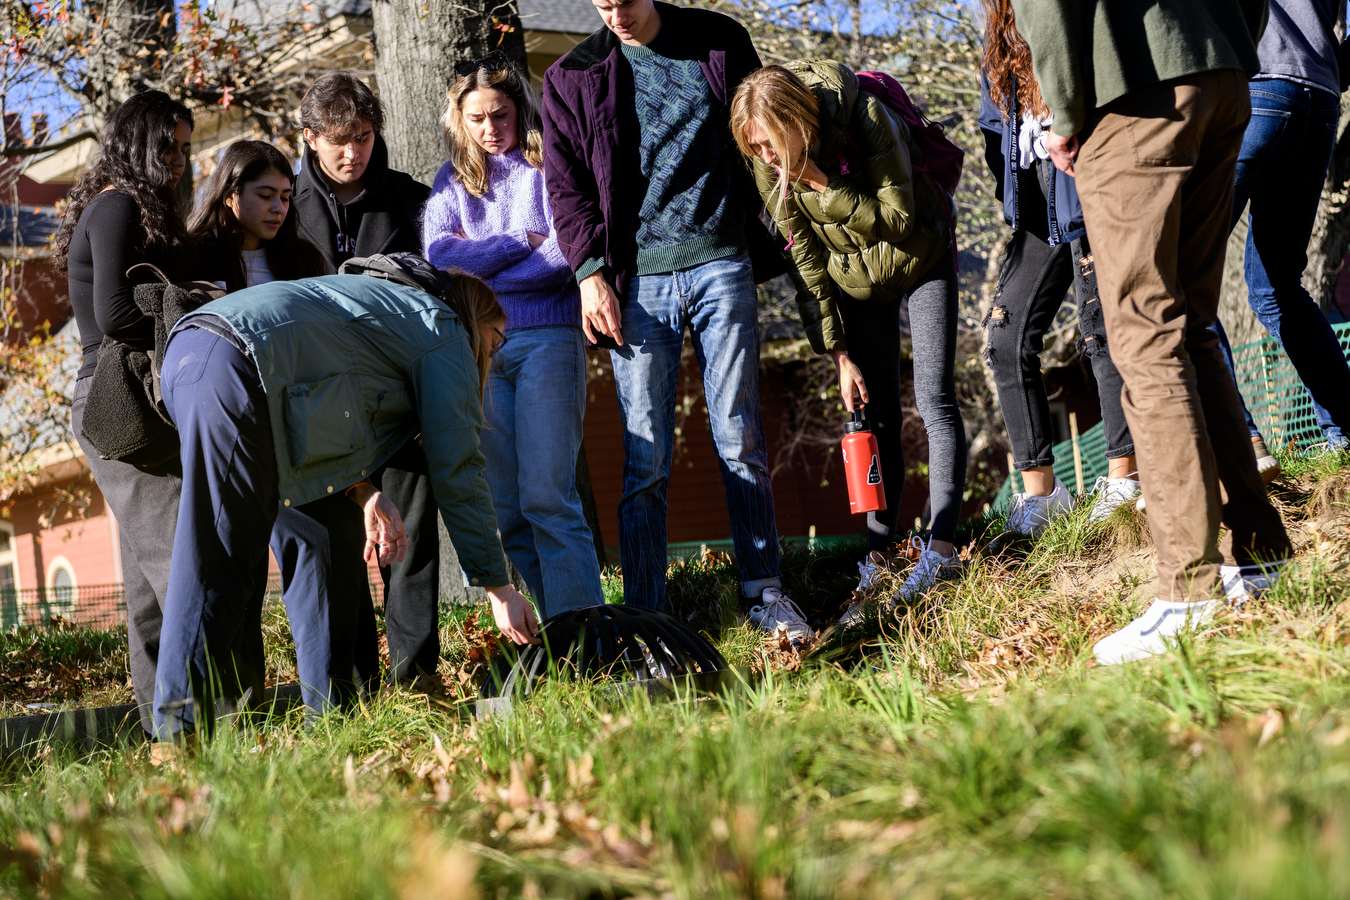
[53, 92, 262, 736]
[187, 140, 325, 291]
[54, 92, 192, 379]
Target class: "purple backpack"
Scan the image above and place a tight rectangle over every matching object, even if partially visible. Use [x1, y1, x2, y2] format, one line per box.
[855, 71, 964, 198]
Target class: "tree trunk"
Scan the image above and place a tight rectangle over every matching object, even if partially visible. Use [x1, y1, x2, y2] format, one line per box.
[369, 0, 527, 186]
[111, 0, 178, 103]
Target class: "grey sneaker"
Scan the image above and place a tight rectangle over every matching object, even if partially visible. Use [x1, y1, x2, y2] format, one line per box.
[748, 588, 813, 646]
[1086, 476, 1141, 525]
[856, 550, 890, 592]
[1299, 441, 1349, 460]
[891, 544, 962, 606]
[838, 599, 868, 629]
[1006, 477, 1074, 536]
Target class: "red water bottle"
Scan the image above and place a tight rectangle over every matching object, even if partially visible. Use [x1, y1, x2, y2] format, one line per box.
[842, 402, 885, 514]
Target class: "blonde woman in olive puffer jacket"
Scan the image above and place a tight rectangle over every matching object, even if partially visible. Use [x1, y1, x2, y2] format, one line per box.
[732, 60, 966, 622]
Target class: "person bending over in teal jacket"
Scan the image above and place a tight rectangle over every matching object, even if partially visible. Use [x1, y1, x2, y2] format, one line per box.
[150, 266, 537, 743]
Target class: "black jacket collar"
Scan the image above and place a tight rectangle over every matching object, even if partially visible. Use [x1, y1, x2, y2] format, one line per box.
[297, 132, 393, 205]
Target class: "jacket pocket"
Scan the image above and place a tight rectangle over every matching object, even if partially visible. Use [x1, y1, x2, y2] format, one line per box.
[283, 369, 366, 468]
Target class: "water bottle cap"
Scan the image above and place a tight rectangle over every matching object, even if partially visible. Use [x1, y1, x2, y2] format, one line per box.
[844, 403, 869, 433]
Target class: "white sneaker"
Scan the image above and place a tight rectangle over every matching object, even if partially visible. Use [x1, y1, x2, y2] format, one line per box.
[1092, 598, 1220, 665]
[1300, 441, 1349, 460]
[748, 588, 813, 646]
[1086, 476, 1141, 525]
[1220, 559, 1288, 605]
[856, 550, 889, 591]
[1006, 477, 1074, 536]
[892, 543, 961, 606]
[840, 550, 898, 628]
[838, 600, 868, 628]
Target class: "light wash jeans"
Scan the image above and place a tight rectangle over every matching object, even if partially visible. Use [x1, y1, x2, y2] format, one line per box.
[610, 252, 782, 610]
[480, 325, 604, 620]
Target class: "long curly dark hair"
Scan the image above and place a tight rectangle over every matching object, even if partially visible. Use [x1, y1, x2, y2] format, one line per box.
[52, 91, 194, 272]
[980, 0, 1048, 119]
[186, 140, 326, 290]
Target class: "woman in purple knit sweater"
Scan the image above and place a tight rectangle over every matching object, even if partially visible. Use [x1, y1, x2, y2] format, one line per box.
[423, 55, 603, 618]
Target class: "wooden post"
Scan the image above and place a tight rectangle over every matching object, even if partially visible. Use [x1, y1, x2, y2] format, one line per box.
[1069, 412, 1085, 495]
[1260, 345, 1280, 445]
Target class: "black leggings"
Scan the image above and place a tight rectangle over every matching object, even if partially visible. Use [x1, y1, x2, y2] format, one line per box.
[838, 247, 966, 548]
[370, 438, 442, 683]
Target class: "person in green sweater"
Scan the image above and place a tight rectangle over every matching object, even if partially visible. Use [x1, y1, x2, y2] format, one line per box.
[1009, 0, 1292, 664]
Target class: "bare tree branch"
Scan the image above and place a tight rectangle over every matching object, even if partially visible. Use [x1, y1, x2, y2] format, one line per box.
[0, 129, 98, 158]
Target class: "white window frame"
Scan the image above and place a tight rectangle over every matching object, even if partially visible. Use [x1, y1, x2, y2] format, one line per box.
[0, 522, 18, 593]
[45, 555, 77, 606]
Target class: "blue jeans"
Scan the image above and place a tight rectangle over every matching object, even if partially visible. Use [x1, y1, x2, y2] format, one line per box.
[610, 253, 781, 609]
[481, 325, 603, 619]
[1221, 77, 1349, 448]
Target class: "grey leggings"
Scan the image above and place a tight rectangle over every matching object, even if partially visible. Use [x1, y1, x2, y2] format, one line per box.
[837, 247, 967, 546]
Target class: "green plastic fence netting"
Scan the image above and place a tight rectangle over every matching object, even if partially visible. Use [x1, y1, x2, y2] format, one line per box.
[991, 321, 1350, 509]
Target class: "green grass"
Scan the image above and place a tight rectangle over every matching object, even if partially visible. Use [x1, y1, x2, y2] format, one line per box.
[4, 450, 1350, 897]
[0, 628, 131, 718]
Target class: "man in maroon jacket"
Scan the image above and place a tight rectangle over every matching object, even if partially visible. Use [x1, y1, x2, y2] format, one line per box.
[541, 0, 808, 643]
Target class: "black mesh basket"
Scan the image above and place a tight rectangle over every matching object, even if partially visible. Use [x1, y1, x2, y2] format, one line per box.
[478, 604, 728, 703]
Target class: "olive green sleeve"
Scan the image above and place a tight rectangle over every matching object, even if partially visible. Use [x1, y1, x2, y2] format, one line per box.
[752, 158, 847, 355]
[1009, 0, 1086, 136]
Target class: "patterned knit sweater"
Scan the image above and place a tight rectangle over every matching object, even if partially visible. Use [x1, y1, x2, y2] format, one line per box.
[621, 40, 745, 276]
[421, 148, 581, 331]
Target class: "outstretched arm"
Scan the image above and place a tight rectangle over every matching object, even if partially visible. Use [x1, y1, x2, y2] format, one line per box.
[411, 334, 543, 643]
[1008, 0, 1086, 136]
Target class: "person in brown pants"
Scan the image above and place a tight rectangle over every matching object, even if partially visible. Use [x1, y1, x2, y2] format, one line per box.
[1011, 0, 1292, 664]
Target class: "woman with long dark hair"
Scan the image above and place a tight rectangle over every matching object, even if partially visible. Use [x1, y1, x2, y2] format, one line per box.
[977, 0, 1139, 534]
[187, 140, 326, 289]
[52, 91, 211, 735]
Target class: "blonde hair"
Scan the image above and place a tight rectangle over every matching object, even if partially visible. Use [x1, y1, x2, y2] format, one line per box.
[730, 66, 821, 216]
[441, 63, 543, 198]
[442, 270, 506, 393]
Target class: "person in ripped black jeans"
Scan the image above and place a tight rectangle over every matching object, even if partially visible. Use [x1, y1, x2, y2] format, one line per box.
[977, 0, 1138, 536]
